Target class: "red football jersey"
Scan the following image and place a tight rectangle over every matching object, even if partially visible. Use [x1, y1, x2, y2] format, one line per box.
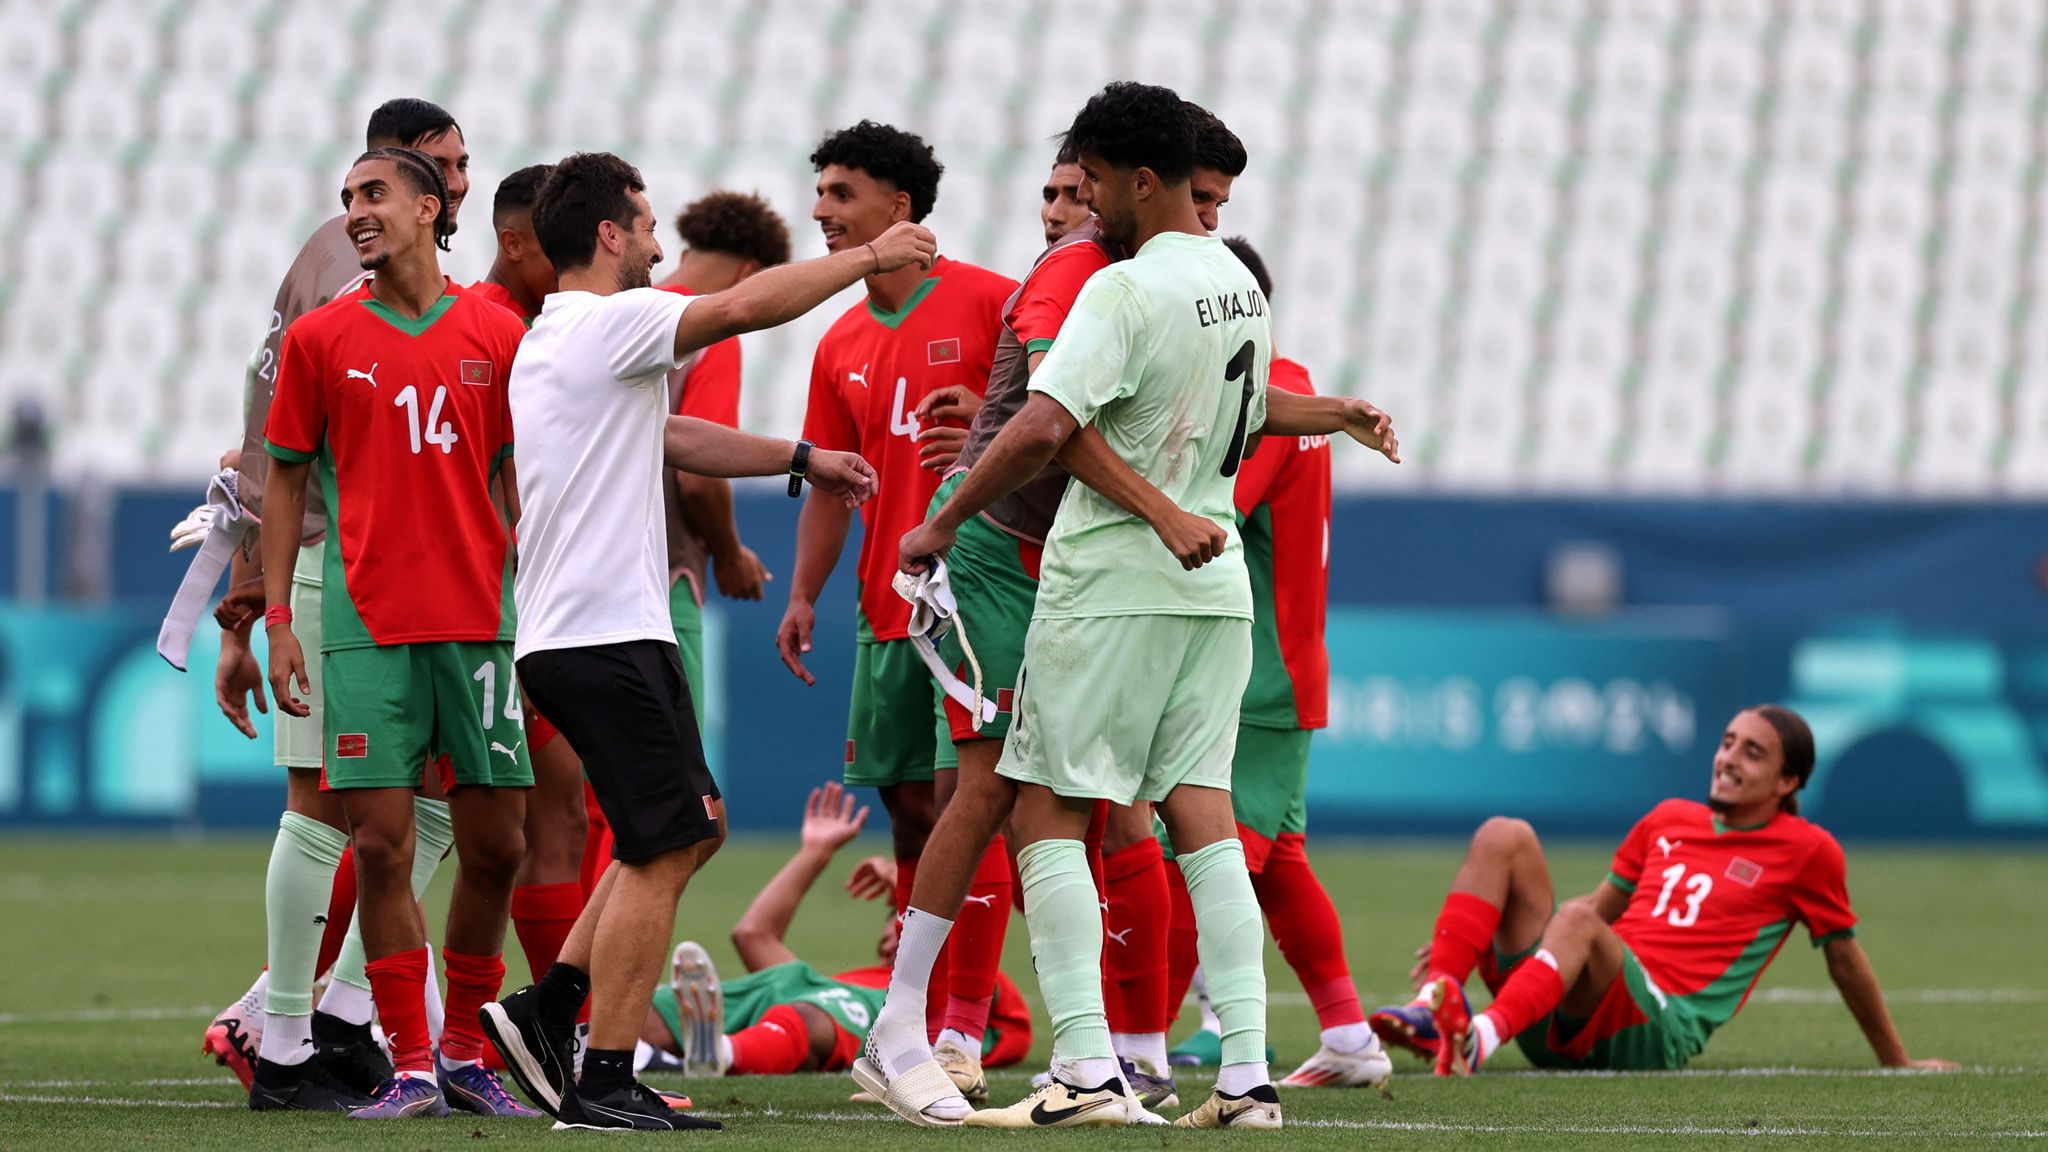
[802, 257, 1018, 639]
[264, 280, 524, 650]
[1607, 799, 1859, 1028]
[661, 284, 742, 426]
[1234, 358, 1331, 730]
[467, 278, 535, 324]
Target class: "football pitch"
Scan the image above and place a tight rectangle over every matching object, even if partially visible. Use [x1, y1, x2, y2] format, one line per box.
[1, 834, 2043, 1150]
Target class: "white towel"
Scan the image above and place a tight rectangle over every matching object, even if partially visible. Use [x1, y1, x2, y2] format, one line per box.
[156, 469, 255, 671]
[892, 559, 998, 729]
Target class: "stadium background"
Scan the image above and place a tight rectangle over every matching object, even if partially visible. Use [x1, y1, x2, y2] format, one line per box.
[2, 0, 2047, 843]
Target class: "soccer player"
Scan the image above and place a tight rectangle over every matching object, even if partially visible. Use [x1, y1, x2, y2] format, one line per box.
[469, 163, 555, 323]
[480, 150, 920, 1132]
[261, 147, 534, 1121]
[1041, 159, 1091, 245]
[772, 121, 1019, 1083]
[1156, 238, 1392, 1091]
[1374, 706, 1956, 1077]
[648, 782, 1032, 1077]
[204, 98, 475, 1113]
[889, 81, 1280, 1130]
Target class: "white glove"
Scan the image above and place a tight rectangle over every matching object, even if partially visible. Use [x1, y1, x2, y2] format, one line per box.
[169, 502, 215, 552]
[892, 559, 998, 729]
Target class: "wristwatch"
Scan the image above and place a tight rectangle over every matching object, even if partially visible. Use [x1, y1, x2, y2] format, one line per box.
[787, 438, 812, 498]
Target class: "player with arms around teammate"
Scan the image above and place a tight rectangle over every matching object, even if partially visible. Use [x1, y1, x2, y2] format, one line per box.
[200, 99, 474, 1108]
[774, 122, 1019, 1054]
[889, 82, 1280, 1130]
[1375, 706, 1955, 1077]
[481, 151, 917, 1132]
[261, 148, 534, 1120]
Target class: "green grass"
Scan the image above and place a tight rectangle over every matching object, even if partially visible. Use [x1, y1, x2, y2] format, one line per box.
[1, 834, 2044, 1150]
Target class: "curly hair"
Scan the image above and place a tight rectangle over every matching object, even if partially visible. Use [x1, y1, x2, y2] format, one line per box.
[1061, 82, 1197, 183]
[809, 121, 944, 222]
[675, 190, 791, 268]
[1188, 102, 1248, 177]
[353, 147, 453, 252]
[533, 151, 646, 273]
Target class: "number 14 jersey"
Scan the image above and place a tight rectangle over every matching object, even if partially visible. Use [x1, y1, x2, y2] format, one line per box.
[1606, 798, 1859, 1030]
[265, 280, 526, 651]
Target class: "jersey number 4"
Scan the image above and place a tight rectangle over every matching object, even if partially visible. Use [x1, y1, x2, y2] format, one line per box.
[1220, 339, 1258, 477]
[395, 384, 459, 455]
[1649, 863, 1713, 927]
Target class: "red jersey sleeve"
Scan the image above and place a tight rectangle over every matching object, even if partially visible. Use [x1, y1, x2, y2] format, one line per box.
[677, 336, 742, 428]
[1789, 829, 1859, 945]
[1009, 243, 1109, 352]
[800, 341, 859, 452]
[1607, 808, 1661, 894]
[263, 325, 326, 463]
[1233, 424, 1291, 515]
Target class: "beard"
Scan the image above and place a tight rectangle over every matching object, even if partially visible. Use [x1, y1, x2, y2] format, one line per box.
[616, 258, 653, 292]
[1706, 796, 1735, 815]
[358, 248, 391, 271]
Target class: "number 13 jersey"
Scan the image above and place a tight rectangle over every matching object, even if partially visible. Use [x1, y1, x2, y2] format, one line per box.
[1606, 798, 1859, 1030]
[264, 280, 526, 651]
[1027, 232, 1271, 622]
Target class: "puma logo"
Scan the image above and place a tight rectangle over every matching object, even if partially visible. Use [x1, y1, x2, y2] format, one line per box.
[848, 363, 869, 389]
[962, 894, 997, 908]
[1106, 928, 1133, 946]
[345, 364, 379, 388]
[491, 740, 522, 761]
[1657, 836, 1681, 859]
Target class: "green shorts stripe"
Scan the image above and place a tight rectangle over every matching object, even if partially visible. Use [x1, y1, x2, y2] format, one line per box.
[322, 641, 535, 790]
[1513, 945, 1712, 1071]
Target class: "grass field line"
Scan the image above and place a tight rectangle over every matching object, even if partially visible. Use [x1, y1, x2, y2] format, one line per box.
[0, 1005, 218, 1026]
[0, 1092, 236, 1110]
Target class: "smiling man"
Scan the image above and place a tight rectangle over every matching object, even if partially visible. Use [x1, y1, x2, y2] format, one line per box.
[1373, 706, 1956, 1077]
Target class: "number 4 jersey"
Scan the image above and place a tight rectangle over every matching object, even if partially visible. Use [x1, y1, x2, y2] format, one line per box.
[1606, 798, 1859, 1031]
[264, 280, 526, 651]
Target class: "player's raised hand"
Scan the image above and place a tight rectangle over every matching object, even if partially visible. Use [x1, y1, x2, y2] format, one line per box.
[1151, 507, 1229, 571]
[1343, 398, 1401, 464]
[916, 383, 982, 426]
[804, 448, 879, 509]
[867, 221, 936, 272]
[266, 622, 313, 718]
[800, 780, 870, 852]
[216, 625, 269, 739]
[776, 599, 818, 685]
[915, 424, 968, 471]
[899, 518, 955, 576]
[846, 854, 898, 902]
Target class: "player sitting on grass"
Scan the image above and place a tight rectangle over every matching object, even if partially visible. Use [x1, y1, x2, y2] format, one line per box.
[646, 782, 1031, 1078]
[1373, 705, 1958, 1076]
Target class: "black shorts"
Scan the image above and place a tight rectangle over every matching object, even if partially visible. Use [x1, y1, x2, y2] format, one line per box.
[517, 640, 722, 863]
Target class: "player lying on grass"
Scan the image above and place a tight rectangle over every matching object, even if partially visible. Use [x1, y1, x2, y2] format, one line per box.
[643, 782, 1031, 1077]
[1372, 705, 1958, 1076]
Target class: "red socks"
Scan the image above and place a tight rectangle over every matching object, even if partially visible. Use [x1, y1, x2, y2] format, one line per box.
[1430, 892, 1503, 986]
[728, 1004, 808, 1075]
[364, 946, 432, 1074]
[438, 949, 505, 1065]
[1252, 834, 1364, 1029]
[1484, 954, 1564, 1040]
[510, 883, 582, 983]
[1103, 839, 1171, 1034]
[941, 836, 1013, 1040]
[1163, 859, 1199, 1025]
[314, 845, 357, 979]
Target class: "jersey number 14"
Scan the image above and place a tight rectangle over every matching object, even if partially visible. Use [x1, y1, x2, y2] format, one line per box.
[395, 384, 459, 455]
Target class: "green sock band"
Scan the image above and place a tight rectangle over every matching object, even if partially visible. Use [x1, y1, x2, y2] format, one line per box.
[1017, 838, 1114, 1064]
[329, 796, 459, 992]
[263, 812, 347, 1016]
[1179, 838, 1268, 1069]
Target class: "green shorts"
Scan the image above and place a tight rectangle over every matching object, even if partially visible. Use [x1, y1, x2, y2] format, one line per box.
[845, 629, 953, 787]
[930, 473, 1040, 745]
[275, 542, 326, 770]
[998, 614, 1250, 805]
[1228, 724, 1310, 870]
[321, 640, 535, 790]
[670, 580, 705, 719]
[1510, 944, 1711, 1071]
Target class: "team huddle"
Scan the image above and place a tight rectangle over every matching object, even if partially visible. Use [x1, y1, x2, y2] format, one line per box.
[171, 81, 1948, 1134]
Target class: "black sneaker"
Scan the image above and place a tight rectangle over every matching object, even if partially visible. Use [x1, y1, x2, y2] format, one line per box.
[248, 1055, 375, 1112]
[480, 985, 574, 1118]
[554, 1081, 723, 1132]
[310, 1011, 394, 1097]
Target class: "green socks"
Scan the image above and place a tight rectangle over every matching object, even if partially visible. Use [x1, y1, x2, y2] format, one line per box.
[263, 811, 348, 1018]
[1179, 838, 1268, 1069]
[1017, 839, 1115, 1066]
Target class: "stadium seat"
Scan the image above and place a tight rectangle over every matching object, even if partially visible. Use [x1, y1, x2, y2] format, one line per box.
[1721, 379, 1815, 494]
[1451, 309, 1536, 392]
[1381, 171, 1464, 243]
[1560, 239, 1641, 319]
[1550, 308, 1632, 385]
[1747, 248, 1829, 328]
[1129, 26, 1207, 98]
[1530, 377, 1623, 491]
[1643, 312, 1726, 390]
[638, 82, 725, 154]
[93, 290, 183, 385]
[171, 2, 262, 82]
[1216, 19, 1297, 104]
[1396, 102, 1477, 171]
[1925, 312, 2007, 385]
[1371, 239, 1452, 320]
[156, 79, 243, 150]
[1960, 41, 2040, 106]
[1831, 310, 1914, 394]
[1840, 243, 1925, 320]
[1409, 35, 1486, 107]
[1570, 176, 1652, 246]
[0, 79, 48, 150]
[1591, 33, 1671, 110]
[1935, 249, 2017, 317]
[1653, 240, 1739, 319]
[16, 213, 106, 295]
[1302, 95, 1385, 163]
[1473, 176, 1558, 244]
[1740, 315, 1823, 389]
[1437, 381, 1528, 491]
[1498, 32, 1579, 109]
[1488, 103, 1571, 174]
[1579, 103, 1661, 174]
[1663, 177, 1744, 247]
[1865, 38, 1949, 111]
[1464, 241, 1547, 318]
[1682, 35, 1766, 110]
[2000, 384, 2048, 494]
[211, 219, 305, 302]
[1951, 107, 2032, 181]
[0, 1, 64, 85]
[1908, 382, 2000, 494]
[269, 10, 355, 93]
[1768, 111, 1853, 174]
[74, 8, 162, 86]
[249, 76, 343, 147]
[1860, 109, 1941, 177]
[115, 212, 207, 292]
[1309, 30, 1393, 107]
[0, 288, 86, 387]
[1813, 379, 1909, 495]
[1672, 107, 1755, 175]
[1777, 35, 1859, 114]
[58, 81, 148, 149]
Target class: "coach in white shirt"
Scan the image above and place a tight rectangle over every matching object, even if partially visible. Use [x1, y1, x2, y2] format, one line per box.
[483, 150, 931, 1132]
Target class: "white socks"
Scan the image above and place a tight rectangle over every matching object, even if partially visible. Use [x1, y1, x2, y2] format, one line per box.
[936, 1027, 977, 1052]
[1321, 1022, 1375, 1054]
[319, 974, 374, 1025]
[261, 1011, 314, 1066]
[873, 908, 953, 1078]
[1216, 1061, 1267, 1096]
[1111, 1031, 1170, 1077]
[1474, 1013, 1502, 1061]
[1059, 1056, 1120, 1089]
[238, 971, 268, 1016]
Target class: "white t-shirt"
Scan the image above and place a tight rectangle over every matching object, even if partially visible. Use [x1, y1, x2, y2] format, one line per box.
[510, 287, 695, 659]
